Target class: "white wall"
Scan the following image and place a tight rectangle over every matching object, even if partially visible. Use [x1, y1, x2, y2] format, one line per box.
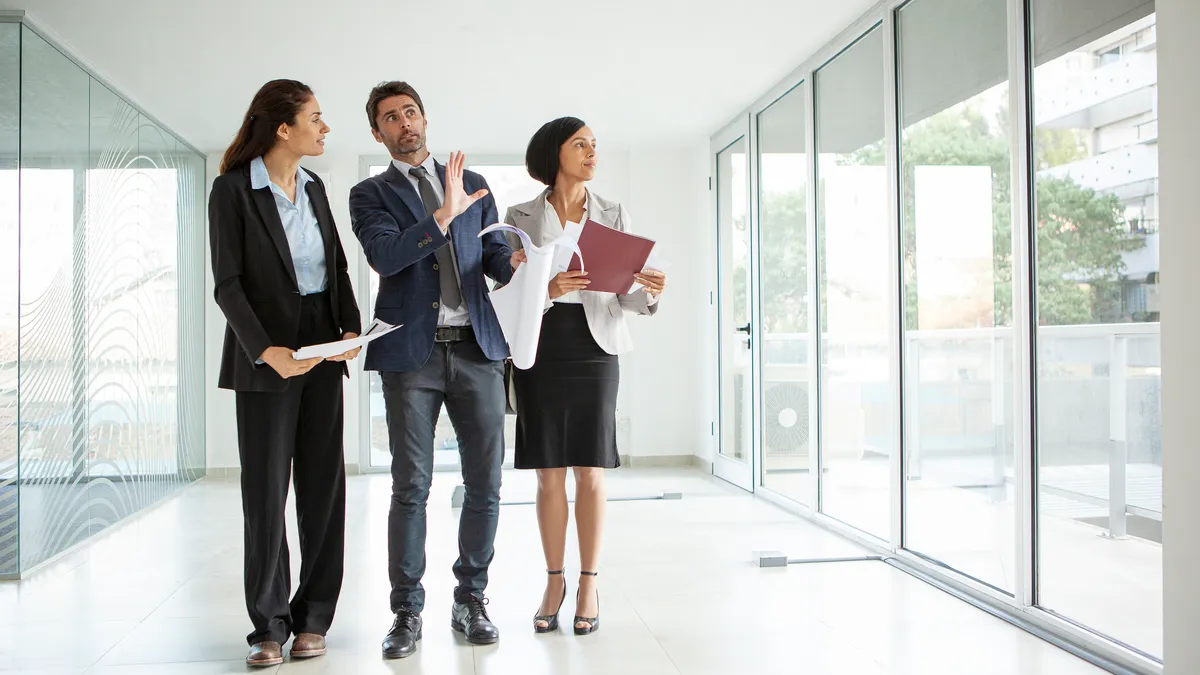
[204, 146, 716, 469]
[1158, 0, 1199, 671]
[622, 144, 717, 462]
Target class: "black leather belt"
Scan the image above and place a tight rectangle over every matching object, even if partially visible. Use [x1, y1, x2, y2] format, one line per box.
[434, 326, 473, 343]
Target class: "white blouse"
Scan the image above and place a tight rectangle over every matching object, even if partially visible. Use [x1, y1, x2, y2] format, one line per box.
[543, 195, 587, 305]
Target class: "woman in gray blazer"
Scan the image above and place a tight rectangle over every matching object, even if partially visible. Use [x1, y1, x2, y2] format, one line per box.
[503, 117, 667, 636]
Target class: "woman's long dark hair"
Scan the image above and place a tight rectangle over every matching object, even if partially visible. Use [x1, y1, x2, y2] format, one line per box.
[220, 79, 314, 175]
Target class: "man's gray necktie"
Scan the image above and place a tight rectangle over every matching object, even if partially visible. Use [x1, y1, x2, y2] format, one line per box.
[409, 166, 462, 311]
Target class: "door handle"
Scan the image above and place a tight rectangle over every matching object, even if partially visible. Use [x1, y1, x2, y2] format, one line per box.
[736, 323, 752, 350]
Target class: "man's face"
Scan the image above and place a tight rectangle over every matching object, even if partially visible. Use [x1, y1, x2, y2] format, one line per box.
[372, 95, 427, 157]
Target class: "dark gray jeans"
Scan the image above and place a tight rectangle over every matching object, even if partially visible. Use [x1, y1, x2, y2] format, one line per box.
[380, 337, 505, 614]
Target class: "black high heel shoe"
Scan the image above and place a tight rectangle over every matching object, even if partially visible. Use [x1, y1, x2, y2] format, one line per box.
[533, 570, 567, 634]
[573, 571, 600, 636]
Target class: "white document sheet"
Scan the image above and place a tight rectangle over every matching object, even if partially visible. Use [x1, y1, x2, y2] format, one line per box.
[479, 224, 583, 370]
[627, 248, 671, 293]
[551, 220, 585, 273]
[292, 318, 402, 360]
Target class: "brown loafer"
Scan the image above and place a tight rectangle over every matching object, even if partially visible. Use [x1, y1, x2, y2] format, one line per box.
[246, 641, 283, 667]
[290, 632, 327, 659]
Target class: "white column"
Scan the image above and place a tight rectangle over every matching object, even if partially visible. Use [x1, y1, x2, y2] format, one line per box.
[1158, 0, 1200, 671]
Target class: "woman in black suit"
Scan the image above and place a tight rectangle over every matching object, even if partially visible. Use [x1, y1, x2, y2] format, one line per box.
[209, 79, 362, 667]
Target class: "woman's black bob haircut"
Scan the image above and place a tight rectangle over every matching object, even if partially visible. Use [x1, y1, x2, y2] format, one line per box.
[525, 116, 588, 186]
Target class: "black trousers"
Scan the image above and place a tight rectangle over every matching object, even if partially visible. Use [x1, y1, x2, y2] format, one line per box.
[235, 291, 346, 646]
[380, 336, 505, 613]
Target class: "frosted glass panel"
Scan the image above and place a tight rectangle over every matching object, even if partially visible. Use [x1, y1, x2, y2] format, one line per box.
[0, 22, 19, 576]
[19, 26, 92, 567]
[5, 23, 205, 574]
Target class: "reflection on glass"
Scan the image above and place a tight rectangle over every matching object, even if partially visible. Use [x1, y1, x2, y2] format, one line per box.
[0, 23, 18, 576]
[815, 26, 891, 539]
[717, 138, 751, 464]
[1031, 2, 1162, 657]
[896, 0, 1015, 592]
[757, 85, 811, 503]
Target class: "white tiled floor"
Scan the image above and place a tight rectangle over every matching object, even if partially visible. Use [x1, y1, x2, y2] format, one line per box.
[767, 460, 1164, 657]
[0, 468, 1109, 674]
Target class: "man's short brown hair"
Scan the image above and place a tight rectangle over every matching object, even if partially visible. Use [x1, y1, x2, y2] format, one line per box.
[366, 81, 425, 130]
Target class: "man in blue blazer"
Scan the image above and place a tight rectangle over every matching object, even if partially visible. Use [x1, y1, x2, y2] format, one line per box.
[349, 81, 522, 659]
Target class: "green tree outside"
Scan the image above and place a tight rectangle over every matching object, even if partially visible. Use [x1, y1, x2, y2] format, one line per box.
[750, 101, 1144, 333]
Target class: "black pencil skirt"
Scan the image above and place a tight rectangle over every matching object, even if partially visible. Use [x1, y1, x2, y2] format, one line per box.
[513, 303, 620, 469]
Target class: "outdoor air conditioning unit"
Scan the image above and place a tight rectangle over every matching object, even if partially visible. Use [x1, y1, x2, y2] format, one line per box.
[761, 362, 810, 470]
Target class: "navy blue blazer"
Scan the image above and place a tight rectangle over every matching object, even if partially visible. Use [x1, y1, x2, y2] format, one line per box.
[349, 161, 514, 372]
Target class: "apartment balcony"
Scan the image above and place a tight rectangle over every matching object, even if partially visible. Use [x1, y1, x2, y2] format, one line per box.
[1123, 232, 1160, 280]
[1036, 53, 1157, 130]
[756, 322, 1162, 523]
[755, 322, 1162, 653]
[1039, 143, 1158, 196]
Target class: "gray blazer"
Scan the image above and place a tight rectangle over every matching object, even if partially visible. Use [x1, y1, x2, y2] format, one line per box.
[503, 188, 658, 355]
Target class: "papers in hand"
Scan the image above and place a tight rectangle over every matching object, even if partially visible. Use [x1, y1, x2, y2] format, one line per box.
[629, 248, 671, 294]
[292, 318, 402, 360]
[479, 224, 582, 370]
[552, 220, 585, 274]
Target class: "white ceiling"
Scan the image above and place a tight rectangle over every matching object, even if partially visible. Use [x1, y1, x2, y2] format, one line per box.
[4, 0, 876, 155]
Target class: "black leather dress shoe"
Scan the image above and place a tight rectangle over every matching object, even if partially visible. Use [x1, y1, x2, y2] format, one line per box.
[451, 596, 500, 645]
[382, 610, 422, 659]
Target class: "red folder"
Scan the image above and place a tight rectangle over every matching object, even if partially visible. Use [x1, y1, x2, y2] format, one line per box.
[567, 219, 656, 294]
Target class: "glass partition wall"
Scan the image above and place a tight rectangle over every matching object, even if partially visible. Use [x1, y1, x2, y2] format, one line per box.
[711, 0, 1162, 671]
[0, 15, 206, 577]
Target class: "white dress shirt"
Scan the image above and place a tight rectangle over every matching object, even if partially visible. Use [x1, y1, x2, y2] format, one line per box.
[391, 156, 470, 327]
[543, 194, 587, 305]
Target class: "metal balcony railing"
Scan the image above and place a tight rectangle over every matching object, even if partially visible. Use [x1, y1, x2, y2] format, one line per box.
[757, 321, 1161, 539]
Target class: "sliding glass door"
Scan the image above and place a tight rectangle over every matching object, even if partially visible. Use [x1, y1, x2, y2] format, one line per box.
[710, 0, 1163, 668]
[1029, 0, 1162, 658]
[756, 83, 813, 505]
[813, 26, 894, 540]
[895, 0, 1017, 593]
